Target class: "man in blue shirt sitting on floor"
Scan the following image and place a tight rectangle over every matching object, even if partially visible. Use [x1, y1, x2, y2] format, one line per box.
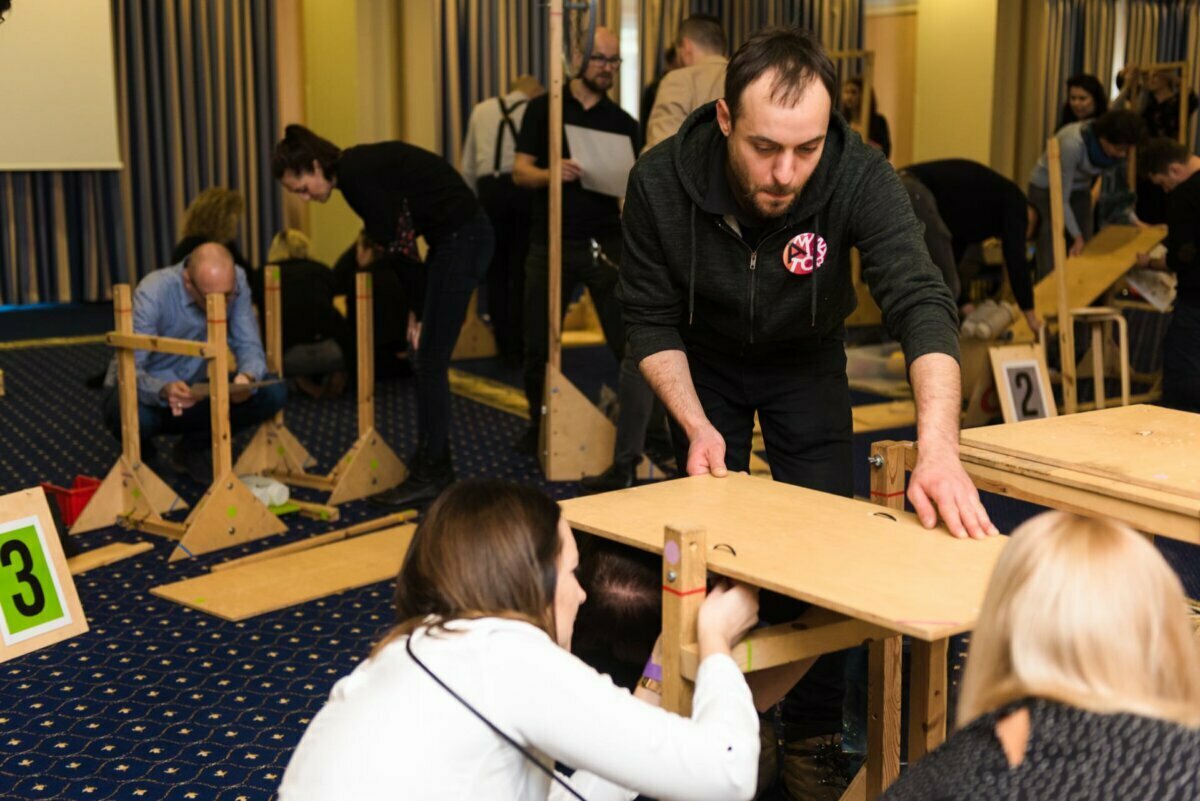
[101, 242, 287, 483]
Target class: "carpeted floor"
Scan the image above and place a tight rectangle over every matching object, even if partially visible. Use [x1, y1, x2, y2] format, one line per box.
[0, 335, 1196, 800]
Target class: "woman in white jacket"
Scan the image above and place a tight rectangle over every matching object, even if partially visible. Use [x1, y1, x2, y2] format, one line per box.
[279, 479, 761, 801]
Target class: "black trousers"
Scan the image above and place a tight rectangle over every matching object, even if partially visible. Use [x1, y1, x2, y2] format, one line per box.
[669, 338, 853, 737]
[522, 231, 625, 428]
[1163, 298, 1200, 413]
[477, 174, 533, 361]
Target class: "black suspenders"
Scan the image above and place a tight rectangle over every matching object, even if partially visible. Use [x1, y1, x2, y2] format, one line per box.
[492, 96, 527, 176]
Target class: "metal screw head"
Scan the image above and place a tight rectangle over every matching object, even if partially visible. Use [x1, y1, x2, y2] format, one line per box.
[867, 454, 885, 469]
[227, 482, 234, 490]
[228, 526, 236, 535]
[667, 570, 678, 582]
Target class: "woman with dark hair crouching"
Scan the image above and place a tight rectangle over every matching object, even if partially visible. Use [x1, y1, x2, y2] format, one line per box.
[279, 479, 762, 801]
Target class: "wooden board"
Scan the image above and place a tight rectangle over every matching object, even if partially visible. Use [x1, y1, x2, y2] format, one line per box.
[169, 471, 288, 562]
[67, 541, 154, 575]
[0, 488, 89, 663]
[70, 456, 187, 536]
[962, 405, 1200, 502]
[1033, 224, 1166, 315]
[451, 291, 499, 361]
[540, 362, 616, 481]
[151, 524, 416, 620]
[561, 474, 1007, 641]
[325, 427, 407, 506]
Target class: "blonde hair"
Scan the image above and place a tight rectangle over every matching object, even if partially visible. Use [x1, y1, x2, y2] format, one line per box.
[958, 511, 1200, 727]
[181, 187, 244, 243]
[267, 229, 311, 262]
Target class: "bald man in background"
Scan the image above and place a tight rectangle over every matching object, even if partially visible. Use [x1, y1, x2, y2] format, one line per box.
[101, 242, 286, 483]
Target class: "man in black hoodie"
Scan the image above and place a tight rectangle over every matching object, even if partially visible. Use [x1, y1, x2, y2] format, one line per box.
[620, 27, 998, 783]
[622, 26, 994, 537]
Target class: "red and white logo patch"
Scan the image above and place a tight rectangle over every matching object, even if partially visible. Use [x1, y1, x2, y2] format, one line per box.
[783, 232, 827, 275]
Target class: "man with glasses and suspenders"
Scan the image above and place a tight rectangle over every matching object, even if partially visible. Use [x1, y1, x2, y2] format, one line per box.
[460, 75, 546, 366]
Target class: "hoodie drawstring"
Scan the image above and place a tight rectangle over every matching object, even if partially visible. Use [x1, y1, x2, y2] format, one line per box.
[688, 203, 697, 326]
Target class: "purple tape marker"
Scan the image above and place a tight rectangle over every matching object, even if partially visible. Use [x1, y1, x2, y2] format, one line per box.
[642, 660, 663, 682]
[664, 540, 681, 566]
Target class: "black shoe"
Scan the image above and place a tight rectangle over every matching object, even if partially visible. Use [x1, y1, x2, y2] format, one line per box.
[514, 425, 539, 457]
[369, 457, 454, 509]
[579, 460, 637, 495]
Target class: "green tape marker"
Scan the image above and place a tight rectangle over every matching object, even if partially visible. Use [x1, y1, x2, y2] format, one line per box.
[369, 458, 379, 472]
[0, 524, 67, 637]
[276, 446, 286, 457]
[226, 506, 238, 519]
[131, 488, 141, 500]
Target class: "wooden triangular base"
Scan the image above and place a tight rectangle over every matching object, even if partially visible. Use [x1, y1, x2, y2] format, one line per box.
[70, 456, 188, 535]
[232, 420, 317, 476]
[451, 291, 498, 361]
[326, 427, 408, 506]
[539, 363, 616, 481]
[169, 470, 288, 562]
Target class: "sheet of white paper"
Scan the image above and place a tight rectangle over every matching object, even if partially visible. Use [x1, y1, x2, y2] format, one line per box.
[564, 124, 635, 198]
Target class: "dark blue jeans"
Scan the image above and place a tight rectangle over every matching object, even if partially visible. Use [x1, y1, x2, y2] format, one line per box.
[102, 375, 288, 453]
[1162, 298, 1200, 414]
[417, 210, 494, 463]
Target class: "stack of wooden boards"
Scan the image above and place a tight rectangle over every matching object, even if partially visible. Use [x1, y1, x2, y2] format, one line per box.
[151, 511, 418, 621]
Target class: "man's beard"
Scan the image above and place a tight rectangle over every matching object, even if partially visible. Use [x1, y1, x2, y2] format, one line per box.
[582, 73, 612, 96]
[726, 153, 798, 222]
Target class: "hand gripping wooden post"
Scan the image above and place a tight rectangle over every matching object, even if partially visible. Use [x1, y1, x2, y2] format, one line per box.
[73, 287, 286, 561]
[70, 285, 189, 535]
[233, 266, 319, 478]
[247, 272, 406, 505]
[538, 0, 619, 482]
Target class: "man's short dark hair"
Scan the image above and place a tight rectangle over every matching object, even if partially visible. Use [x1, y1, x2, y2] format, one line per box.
[724, 26, 837, 122]
[1090, 109, 1147, 147]
[271, 124, 341, 180]
[679, 14, 726, 56]
[0, 0, 11, 23]
[1139, 136, 1191, 177]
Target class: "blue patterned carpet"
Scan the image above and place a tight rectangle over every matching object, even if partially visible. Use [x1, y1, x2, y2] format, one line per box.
[0, 339, 1196, 800]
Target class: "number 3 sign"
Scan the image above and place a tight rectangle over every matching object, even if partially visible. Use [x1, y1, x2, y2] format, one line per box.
[0, 488, 87, 663]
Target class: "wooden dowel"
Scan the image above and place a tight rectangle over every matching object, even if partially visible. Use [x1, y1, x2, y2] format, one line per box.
[207, 293, 233, 478]
[356, 272, 374, 438]
[113, 285, 141, 467]
[210, 509, 418, 572]
[106, 332, 211, 359]
[1048, 136, 1077, 414]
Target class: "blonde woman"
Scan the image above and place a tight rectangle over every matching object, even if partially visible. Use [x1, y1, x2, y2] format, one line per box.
[171, 187, 247, 268]
[883, 512, 1200, 800]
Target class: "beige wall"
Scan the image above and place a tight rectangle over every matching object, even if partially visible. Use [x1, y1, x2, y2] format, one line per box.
[864, 5, 917, 168]
[912, 0, 1001, 165]
[398, 0, 440, 153]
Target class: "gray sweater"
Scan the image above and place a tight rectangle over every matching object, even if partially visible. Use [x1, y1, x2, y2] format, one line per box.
[619, 102, 959, 366]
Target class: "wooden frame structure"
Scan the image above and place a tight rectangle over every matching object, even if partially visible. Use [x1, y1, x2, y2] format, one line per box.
[73, 286, 286, 562]
[538, 0, 619, 481]
[561, 474, 1006, 799]
[1045, 138, 1164, 413]
[239, 272, 407, 505]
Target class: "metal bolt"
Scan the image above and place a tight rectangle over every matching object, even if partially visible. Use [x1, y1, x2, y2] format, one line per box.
[228, 526, 236, 535]
[667, 570, 677, 582]
[227, 482, 234, 490]
[867, 454, 884, 469]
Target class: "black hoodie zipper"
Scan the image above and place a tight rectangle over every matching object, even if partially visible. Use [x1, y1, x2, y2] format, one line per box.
[715, 218, 789, 345]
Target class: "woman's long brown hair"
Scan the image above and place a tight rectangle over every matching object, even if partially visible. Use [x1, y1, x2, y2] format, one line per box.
[373, 479, 562, 655]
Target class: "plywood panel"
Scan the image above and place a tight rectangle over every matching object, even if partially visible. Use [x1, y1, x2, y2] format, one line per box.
[961, 405, 1200, 501]
[560, 474, 1007, 641]
[152, 524, 416, 621]
[1033, 225, 1167, 315]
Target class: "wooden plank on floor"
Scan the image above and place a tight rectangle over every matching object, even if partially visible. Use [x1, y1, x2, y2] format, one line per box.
[150, 524, 416, 621]
[68, 541, 154, 575]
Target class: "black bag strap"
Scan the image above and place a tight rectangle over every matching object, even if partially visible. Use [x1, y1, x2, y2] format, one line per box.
[493, 96, 528, 175]
[405, 633, 587, 800]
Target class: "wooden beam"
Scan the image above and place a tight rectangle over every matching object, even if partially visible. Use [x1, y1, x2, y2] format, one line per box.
[907, 638, 948, 764]
[679, 610, 889, 680]
[113, 286, 141, 467]
[356, 272, 374, 439]
[106, 332, 212, 359]
[661, 524, 705, 716]
[1048, 136, 1077, 413]
[210, 509, 418, 572]
[207, 293, 233, 479]
[866, 635, 902, 797]
[548, 0, 564, 372]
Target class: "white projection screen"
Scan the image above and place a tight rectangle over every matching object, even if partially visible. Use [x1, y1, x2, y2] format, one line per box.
[0, 0, 123, 171]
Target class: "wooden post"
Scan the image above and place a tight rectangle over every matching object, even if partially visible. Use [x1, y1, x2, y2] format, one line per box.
[1048, 136, 1077, 414]
[661, 524, 706, 716]
[860, 52, 874, 141]
[114, 284, 140, 467]
[548, 0, 564, 374]
[1091, 322, 1107, 410]
[207, 293, 232, 480]
[356, 272, 374, 439]
[867, 635, 902, 796]
[869, 440, 907, 511]
[264, 266, 284, 423]
[908, 638, 948, 763]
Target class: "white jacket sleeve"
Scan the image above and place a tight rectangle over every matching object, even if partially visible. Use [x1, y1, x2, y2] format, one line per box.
[494, 637, 759, 801]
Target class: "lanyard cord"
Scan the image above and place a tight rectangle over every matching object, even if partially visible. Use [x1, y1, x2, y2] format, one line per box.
[405, 634, 588, 801]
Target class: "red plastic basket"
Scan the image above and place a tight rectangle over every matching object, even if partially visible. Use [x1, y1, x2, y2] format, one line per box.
[40, 476, 102, 527]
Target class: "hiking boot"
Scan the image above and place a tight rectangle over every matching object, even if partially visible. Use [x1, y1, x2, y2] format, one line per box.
[578, 460, 637, 495]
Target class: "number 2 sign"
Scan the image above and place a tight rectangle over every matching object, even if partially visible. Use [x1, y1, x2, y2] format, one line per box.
[989, 343, 1058, 424]
[0, 488, 87, 663]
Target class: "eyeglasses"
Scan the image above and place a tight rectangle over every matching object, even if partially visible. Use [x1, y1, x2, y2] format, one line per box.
[588, 54, 623, 68]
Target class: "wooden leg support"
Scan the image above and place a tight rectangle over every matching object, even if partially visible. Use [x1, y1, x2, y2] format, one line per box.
[661, 524, 706, 716]
[867, 635, 902, 798]
[908, 638, 948, 763]
[70, 457, 188, 536]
